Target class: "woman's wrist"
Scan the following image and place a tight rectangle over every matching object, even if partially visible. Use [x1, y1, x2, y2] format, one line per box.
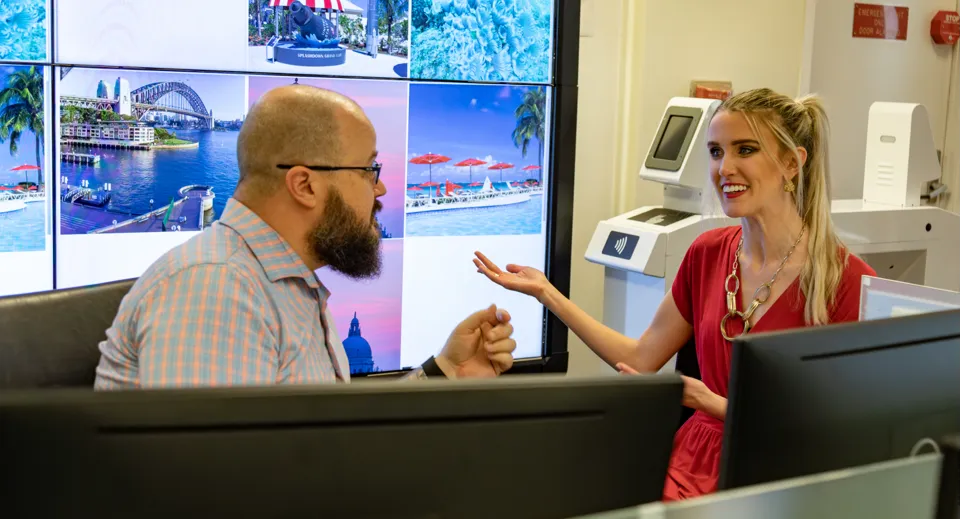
[702, 391, 728, 421]
[536, 283, 560, 310]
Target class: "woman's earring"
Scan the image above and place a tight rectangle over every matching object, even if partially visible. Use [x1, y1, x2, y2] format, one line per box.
[783, 178, 795, 192]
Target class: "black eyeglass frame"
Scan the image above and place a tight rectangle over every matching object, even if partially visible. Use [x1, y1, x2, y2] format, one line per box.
[276, 162, 382, 185]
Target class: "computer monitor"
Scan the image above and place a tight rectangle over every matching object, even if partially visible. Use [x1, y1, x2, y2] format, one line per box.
[859, 275, 959, 321]
[0, 375, 683, 519]
[935, 435, 959, 519]
[719, 309, 959, 491]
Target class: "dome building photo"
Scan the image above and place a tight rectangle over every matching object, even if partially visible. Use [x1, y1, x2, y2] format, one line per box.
[342, 311, 376, 374]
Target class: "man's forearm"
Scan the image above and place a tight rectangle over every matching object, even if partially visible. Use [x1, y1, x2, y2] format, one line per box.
[401, 366, 428, 381]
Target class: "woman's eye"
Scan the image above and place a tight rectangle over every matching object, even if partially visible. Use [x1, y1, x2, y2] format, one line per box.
[709, 147, 722, 158]
[739, 146, 757, 155]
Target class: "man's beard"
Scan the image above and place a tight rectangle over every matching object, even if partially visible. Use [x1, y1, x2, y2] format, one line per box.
[309, 189, 382, 279]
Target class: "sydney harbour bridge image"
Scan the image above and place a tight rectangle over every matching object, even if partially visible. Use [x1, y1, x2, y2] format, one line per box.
[58, 72, 245, 236]
[61, 77, 215, 133]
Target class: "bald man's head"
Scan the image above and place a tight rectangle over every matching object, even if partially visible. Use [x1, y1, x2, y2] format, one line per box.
[231, 84, 386, 279]
[236, 85, 372, 195]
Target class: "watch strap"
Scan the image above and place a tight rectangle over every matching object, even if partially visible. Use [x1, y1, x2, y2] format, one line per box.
[421, 356, 446, 378]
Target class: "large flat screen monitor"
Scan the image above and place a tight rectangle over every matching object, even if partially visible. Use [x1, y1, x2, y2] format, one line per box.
[0, 374, 683, 519]
[0, 0, 580, 376]
[719, 309, 960, 490]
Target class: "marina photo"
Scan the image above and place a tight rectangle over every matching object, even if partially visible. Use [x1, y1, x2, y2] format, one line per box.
[405, 83, 548, 237]
[57, 68, 247, 235]
[0, 65, 47, 253]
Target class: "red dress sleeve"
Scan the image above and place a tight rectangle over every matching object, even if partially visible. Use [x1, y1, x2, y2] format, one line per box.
[671, 228, 736, 326]
[671, 242, 696, 325]
[829, 253, 877, 323]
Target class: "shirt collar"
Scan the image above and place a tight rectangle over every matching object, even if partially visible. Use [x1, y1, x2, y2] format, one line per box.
[218, 198, 323, 291]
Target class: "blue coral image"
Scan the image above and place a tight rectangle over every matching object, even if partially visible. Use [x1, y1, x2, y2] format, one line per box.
[0, 0, 46, 62]
[411, 0, 552, 83]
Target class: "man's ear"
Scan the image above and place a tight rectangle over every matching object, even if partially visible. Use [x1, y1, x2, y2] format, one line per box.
[283, 166, 322, 210]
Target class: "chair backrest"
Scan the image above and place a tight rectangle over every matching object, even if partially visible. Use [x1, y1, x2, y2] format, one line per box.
[0, 279, 136, 389]
[673, 337, 700, 428]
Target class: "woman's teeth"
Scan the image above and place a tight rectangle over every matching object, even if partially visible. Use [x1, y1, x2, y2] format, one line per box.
[723, 185, 748, 193]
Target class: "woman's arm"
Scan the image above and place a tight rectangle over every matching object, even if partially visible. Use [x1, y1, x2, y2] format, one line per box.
[473, 252, 693, 373]
[618, 365, 727, 420]
[541, 284, 692, 372]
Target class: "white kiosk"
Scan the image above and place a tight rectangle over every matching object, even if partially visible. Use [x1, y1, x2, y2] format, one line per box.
[834, 102, 958, 292]
[585, 99, 959, 375]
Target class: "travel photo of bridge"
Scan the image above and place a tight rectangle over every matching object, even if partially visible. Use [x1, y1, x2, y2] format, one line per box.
[57, 68, 247, 236]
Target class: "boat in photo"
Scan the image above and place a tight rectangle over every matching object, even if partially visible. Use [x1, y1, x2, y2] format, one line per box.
[0, 186, 44, 214]
[0, 194, 26, 214]
[405, 176, 533, 214]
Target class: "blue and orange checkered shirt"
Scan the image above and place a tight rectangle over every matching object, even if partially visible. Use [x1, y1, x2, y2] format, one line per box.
[94, 198, 350, 389]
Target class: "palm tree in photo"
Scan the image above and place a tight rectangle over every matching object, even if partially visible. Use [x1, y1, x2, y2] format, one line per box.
[0, 66, 44, 185]
[512, 88, 547, 183]
[379, 0, 408, 55]
[60, 105, 81, 124]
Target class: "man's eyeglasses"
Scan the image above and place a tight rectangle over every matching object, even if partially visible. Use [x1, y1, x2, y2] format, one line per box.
[277, 162, 382, 185]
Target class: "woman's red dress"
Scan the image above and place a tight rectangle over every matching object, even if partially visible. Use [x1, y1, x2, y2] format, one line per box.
[663, 226, 876, 501]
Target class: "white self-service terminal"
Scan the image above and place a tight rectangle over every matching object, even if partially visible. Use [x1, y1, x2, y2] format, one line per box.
[831, 102, 958, 292]
[585, 97, 734, 375]
[584, 98, 959, 376]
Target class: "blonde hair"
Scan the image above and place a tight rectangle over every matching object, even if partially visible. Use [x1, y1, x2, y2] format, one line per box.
[714, 88, 845, 325]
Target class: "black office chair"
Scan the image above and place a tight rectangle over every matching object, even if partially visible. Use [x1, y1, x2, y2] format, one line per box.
[0, 279, 136, 389]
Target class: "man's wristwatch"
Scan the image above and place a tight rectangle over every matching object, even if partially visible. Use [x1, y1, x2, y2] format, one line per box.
[420, 356, 446, 378]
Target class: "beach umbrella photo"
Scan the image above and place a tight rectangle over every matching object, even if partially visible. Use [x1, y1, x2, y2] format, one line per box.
[454, 158, 486, 184]
[487, 162, 513, 183]
[10, 164, 40, 184]
[409, 153, 450, 184]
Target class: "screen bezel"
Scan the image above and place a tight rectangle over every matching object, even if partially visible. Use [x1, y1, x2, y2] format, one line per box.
[644, 106, 703, 172]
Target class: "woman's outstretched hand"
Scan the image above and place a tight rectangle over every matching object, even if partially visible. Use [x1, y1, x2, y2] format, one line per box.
[473, 251, 552, 301]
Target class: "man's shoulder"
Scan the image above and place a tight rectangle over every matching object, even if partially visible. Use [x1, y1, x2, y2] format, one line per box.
[129, 224, 264, 300]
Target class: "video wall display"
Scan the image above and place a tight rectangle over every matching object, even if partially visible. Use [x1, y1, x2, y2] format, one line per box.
[53, 0, 554, 83]
[2, 0, 560, 374]
[406, 82, 547, 237]
[0, 64, 52, 297]
[57, 68, 247, 236]
[410, 0, 553, 82]
[0, 0, 47, 62]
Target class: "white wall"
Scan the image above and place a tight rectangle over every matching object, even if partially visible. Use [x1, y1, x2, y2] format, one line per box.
[567, 0, 809, 375]
[808, 0, 959, 201]
[630, 0, 810, 211]
[939, 4, 960, 214]
[565, 0, 627, 376]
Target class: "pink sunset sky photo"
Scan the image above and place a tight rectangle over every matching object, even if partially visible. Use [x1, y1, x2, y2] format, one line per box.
[248, 76, 408, 238]
[316, 239, 404, 373]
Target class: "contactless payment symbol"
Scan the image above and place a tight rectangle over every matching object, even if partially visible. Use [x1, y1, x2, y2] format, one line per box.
[603, 231, 639, 260]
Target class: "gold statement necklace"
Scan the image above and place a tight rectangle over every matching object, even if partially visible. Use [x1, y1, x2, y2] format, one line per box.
[720, 226, 806, 341]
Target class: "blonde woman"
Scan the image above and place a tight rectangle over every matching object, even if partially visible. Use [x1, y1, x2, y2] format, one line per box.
[473, 88, 876, 500]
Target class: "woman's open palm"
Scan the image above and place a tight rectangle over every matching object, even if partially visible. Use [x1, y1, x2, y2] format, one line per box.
[473, 251, 550, 299]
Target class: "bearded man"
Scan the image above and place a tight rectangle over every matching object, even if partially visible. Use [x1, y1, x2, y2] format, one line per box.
[95, 85, 516, 389]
